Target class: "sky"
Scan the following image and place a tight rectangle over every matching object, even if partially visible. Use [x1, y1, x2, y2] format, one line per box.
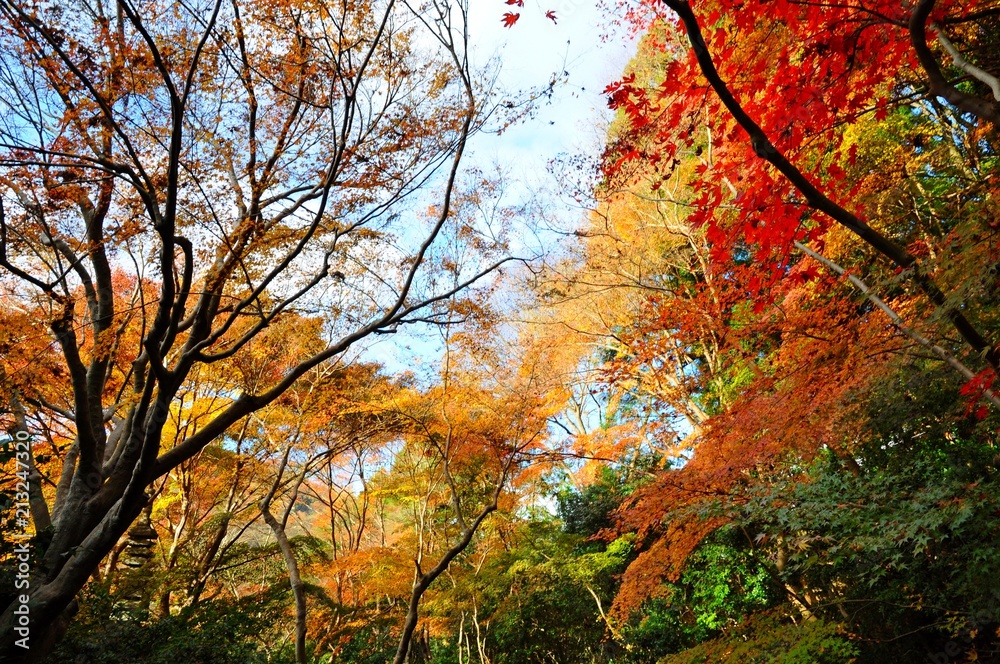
[464, 0, 637, 192]
[361, 0, 637, 373]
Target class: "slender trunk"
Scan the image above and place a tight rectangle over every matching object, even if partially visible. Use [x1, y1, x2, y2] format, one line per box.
[260, 505, 308, 664]
[473, 598, 489, 664]
[260, 443, 310, 664]
[392, 504, 497, 664]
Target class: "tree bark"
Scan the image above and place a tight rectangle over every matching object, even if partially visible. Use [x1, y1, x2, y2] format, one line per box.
[260, 444, 310, 664]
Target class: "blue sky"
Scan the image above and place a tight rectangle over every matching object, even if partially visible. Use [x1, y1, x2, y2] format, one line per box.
[465, 0, 636, 189]
[361, 1, 637, 374]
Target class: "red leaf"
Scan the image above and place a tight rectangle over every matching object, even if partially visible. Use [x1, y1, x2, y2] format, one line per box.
[959, 369, 996, 420]
[873, 98, 890, 121]
[545, 10, 557, 23]
[504, 0, 523, 5]
[826, 163, 845, 181]
[501, 12, 520, 27]
[847, 143, 859, 166]
[959, 369, 995, 396]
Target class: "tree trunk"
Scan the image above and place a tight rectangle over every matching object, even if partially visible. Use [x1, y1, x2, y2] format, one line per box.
[392, 504, 497, 664]
[260, 443, 310, 664]
[260, 505, 308, 664]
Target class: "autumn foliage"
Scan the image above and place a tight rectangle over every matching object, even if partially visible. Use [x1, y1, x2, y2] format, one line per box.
[2, 0, 1000, 662]
[577, 0, 1000, 651]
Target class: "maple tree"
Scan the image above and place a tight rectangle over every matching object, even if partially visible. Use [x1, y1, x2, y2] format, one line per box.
[601, 0, 1000, 372]
[384, 323, 561, 663]
[1, 0, 998, 660]
[571, 1, 1000, 658]
[0, 0, 515, 656]
[502, 0, 1000, 658]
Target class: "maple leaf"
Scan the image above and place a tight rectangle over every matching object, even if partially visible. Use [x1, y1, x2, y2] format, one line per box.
[504, 0, 523, 5]
[546, 10, 557, 24]
[502, 12, 520, 27]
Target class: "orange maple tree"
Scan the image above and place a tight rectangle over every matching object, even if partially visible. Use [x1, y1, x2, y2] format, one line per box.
[529, 0, 1000, 622]
[0, 0, 512, 656]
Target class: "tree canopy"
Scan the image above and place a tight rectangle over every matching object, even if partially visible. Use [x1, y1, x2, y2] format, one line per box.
[2, 0, 1000, 662]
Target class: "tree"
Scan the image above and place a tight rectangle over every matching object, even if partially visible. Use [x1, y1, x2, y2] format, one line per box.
[253, 360, 398, 664]
[604, 0, 1000, 373]
[0, 0, 511, 656]
[581, 0, 1000, 655]
[387, 325, 560, 663]
[483, 1, 1000, 656]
